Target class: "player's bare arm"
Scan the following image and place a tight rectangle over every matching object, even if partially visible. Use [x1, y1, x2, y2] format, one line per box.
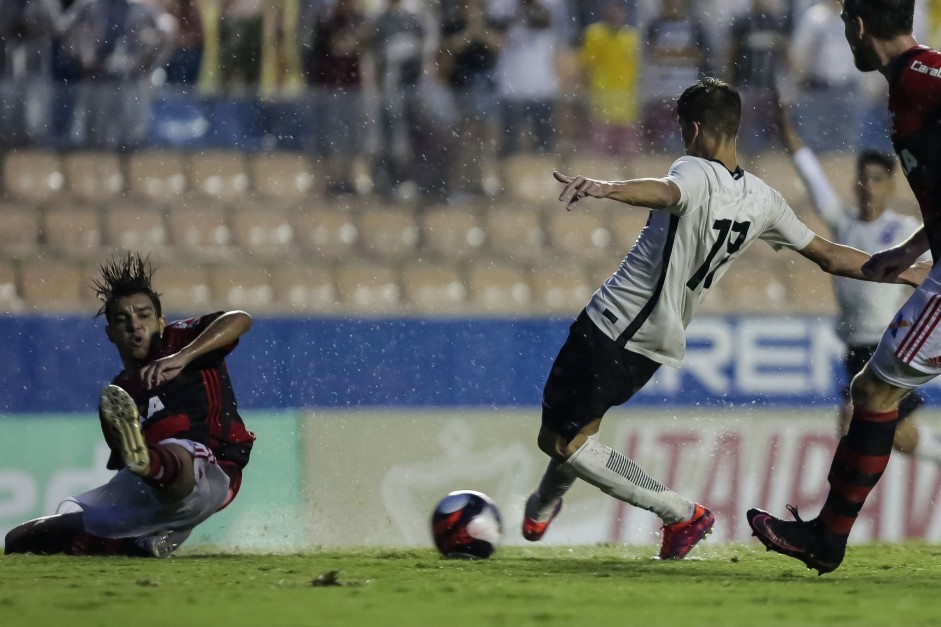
[140, 310, 253, 390]
[862, 225, 931, 282]
[553, 171, 681, 211]
[798, 235, 927, 287]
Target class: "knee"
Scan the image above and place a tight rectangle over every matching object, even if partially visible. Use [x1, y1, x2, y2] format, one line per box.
[849, 368, 898, 412]
[537, 428, 568, 461]
[153, 444, 196, 503]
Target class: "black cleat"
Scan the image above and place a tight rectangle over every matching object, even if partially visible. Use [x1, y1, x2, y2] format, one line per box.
[746, 505, 845, 575]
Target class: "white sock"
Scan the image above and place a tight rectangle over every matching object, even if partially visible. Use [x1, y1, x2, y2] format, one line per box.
[526, 459, 576, 522]
[566, 437, 695, 524]
[914, 427, 941, 464]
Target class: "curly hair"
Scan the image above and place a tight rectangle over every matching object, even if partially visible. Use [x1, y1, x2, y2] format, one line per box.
[92, 252, 162, 323]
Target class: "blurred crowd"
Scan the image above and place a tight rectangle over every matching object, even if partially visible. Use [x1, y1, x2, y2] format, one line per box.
[3, 0, 941, 204]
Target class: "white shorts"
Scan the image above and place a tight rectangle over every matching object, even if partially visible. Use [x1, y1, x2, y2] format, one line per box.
[870, 281, 941, 390]
[56, 439, 230, 541]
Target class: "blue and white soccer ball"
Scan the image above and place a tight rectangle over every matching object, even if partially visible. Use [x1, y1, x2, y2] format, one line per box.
[430, 490, 503, 559]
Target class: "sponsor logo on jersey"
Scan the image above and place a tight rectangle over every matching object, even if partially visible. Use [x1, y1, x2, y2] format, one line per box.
[925, 356, 941, 366]
[911, 59, 941, 77]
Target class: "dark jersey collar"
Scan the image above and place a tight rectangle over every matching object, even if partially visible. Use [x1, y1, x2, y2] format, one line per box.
[705, 157, 745, 180]
[886, 45, 932, 89]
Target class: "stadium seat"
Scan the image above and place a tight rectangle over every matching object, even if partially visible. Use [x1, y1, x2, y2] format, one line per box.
[782, 257, 838, 314]
[400, 260, 467, 313]
[292, 205, 359, 259]
[127, 151, 188, 199]
[43, 205, 103, 259]
[152, 263, 212, 314]
[608, 210, 649, 252]
[271, 265, 338, 312]
[19, 260, 90, 311]
[546, 207, 613, 260]
[564, 153, 633, 182]
[530, 266, 595, 314]
[482, 203, 546, 261]
[711, 261, 789, 314]
[334, 262, 401, 312]
[231, 205, 295, 259]
[501, 154, 561, 205]
[793, 207, 833, 239]
[188, 151, 249, 199]
[358, 206, 420, 260]
[466, 260, 533, 314]
[103, 201, 169, 252]
[64, 152, 124, 200]
[0, 203, 41, 258]
[251, 152, 317, 200]
[891, 185, 920, 218]
[818, 152, 857, 201]
[0, 260, 23, 313]
[3, 150, 64, 201]
[208, 265, 276, 311]
[752, 151, 807, 202]
[421, 207, 486, 259]
[166, 205, 234, 259]
[635, 153, 680, 179]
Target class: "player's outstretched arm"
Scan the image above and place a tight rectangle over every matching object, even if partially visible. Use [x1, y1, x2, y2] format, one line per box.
[797, 235, 928, 287]
[553, 171, 680, 211]
[139, 311, 253, 390]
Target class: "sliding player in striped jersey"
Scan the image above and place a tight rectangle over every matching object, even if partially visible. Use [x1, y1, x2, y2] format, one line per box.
[521, 77, 928, 560]
[749, 0, 941, 575]
[5, 253, 255, 557]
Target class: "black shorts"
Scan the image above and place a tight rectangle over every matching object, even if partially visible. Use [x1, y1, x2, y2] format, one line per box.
[844, 344, 924, 420]
[541, 310, 661, 441]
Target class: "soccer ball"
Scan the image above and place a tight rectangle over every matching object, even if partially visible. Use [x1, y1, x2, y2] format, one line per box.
[430, 490, 503, 559]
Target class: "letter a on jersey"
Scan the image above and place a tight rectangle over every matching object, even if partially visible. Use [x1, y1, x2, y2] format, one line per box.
[146, 396, 165, 420]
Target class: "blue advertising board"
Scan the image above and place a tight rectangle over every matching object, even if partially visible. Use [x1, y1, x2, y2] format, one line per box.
[1, 313, 937, 413]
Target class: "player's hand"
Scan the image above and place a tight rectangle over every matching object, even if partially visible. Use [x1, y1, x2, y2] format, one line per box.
[139, 352, 187, 390]
[863, 246, 921, 284]
[553, 171, 608, 211]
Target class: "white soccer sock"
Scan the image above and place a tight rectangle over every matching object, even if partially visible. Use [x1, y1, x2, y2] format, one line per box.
[566, 437, 695, 524]
[526, 459, 577, 522]
[914, 427, 941, 464]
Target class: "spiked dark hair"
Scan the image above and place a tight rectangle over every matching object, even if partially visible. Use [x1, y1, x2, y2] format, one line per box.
[675, 76, 741, 139]
[93, 252, 162, 323]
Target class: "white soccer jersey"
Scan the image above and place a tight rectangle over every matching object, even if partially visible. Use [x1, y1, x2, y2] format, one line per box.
[585, 156, 815, 367]
[792, 147, 923, 346]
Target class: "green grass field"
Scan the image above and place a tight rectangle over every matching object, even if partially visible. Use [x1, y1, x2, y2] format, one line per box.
[3, 544, 940, 626]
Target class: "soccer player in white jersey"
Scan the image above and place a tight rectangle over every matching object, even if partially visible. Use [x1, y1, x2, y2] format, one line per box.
[520, 77, 928, 560]
[777, 104, 941, 464]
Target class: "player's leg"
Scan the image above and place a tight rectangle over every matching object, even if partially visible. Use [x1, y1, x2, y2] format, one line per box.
[893, 389, 941, 462]
[749, 287, 940, 573]
[3, 512, 155, 557]
[836, 345, 871, 437]
[4, 512, 85, 555]
[747, 363, 907, 574]
[100, 385, 197, 501]
[841, 347, 939, 461]
[523, 311, 713, 557]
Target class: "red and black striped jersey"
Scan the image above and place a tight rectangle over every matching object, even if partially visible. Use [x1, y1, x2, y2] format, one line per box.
[104, 312, 255, 471]
[887, 45, 941, 261]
